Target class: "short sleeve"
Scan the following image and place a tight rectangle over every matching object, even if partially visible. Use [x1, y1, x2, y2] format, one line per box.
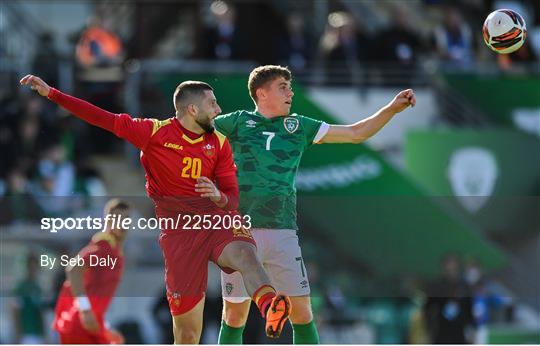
[214, 111, 240, 139]
[298, 114, 328, 147]
[113, 114, 154, 150]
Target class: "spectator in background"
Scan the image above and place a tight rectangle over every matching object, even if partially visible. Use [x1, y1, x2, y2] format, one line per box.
[404, 276, 429, 344]
[37, 144, 75, 196]
[319, 11, 370, 85]
[14, 94, 57, 161]
[75, 16, 123, 68]
[433, 7, 474, 69]
[276, 13, 313, 72]
[0, 79, 20, 178]
[10, 253, 47, 344]
[423, 254, 476, 344]
[0, 168, 43, 225]
[373, 6, 422, 85]
[32, 32, 60, 88]
[497, 40, 539, 72]
[20, 93, 57, 139]
[75, 14, 125, 154]
[464, 259, 508, 344]
[34, 143, 76, 216]
[202, 1, 247, 60]
[4, 115, 41, 180]
[1, 92, 57, 181]
[75, 162, 107, 197]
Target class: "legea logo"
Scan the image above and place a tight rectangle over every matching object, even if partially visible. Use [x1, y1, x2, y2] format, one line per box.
[447, 147, 498, 213]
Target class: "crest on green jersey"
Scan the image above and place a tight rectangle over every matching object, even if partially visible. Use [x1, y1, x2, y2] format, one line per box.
[284, 117, 299, 133]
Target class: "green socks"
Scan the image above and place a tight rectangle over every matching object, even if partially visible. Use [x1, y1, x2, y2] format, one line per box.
[293, 321, 320, 344]
[219, 319, 319, 344]
[218, 320, 245, 344]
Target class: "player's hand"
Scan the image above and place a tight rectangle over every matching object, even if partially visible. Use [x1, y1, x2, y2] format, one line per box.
[105, 328, 125, 344]
[387, 89, 416, 114]
[195, 176, 221, 202]
[79, 310, 100, 333]
[19, 74, 51, 97]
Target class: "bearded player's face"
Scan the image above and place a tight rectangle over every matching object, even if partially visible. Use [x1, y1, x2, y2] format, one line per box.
[195, 90, 221, 133]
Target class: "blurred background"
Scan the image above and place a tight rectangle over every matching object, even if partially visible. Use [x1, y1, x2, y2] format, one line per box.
[0, 0, 539, 344]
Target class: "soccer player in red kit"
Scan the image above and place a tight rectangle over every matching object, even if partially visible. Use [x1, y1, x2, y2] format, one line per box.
[53, 199, 130, 344]
[21, 75, 290, 343]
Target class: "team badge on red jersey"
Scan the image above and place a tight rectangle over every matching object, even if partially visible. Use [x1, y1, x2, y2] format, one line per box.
[202, 143, 216, 157]
[171, 292, 181, 307]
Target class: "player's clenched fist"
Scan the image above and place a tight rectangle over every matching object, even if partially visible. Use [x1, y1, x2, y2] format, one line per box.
[387, 88, 416, 114]
[19, 74, 51, 97]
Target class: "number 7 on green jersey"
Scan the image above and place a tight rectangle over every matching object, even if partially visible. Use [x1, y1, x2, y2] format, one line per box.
[262, 131, 275, 150]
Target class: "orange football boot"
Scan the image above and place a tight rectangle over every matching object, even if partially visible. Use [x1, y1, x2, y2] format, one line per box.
[265, 294, 291, 338]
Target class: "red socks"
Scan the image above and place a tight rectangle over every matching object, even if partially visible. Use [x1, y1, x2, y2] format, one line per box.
[253, 284, 276, 317]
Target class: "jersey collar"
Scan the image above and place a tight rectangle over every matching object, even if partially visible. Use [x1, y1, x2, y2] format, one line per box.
[174, 117, 205, 144]
[253, 110, 287, 120]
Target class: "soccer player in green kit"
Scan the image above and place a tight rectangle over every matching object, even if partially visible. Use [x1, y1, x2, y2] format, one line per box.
[215, 65, 416, 344]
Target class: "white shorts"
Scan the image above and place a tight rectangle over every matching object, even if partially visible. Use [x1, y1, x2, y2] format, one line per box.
[221, 229, 310, 302]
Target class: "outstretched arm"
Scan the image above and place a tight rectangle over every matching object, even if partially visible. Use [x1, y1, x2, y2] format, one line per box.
[318, 89, 416, 144]
[20, 74, 116, 131]
[20, 74, 153, 149]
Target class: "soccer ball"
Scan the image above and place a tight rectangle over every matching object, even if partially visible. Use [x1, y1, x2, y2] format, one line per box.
[482, 9, 527, 54]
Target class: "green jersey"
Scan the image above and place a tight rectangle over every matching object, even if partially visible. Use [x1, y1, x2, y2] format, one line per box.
[215, 110, 327, 229]
[13, 279, 44, 336]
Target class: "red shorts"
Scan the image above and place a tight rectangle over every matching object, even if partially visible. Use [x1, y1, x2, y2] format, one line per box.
[159, 226, 255, 316]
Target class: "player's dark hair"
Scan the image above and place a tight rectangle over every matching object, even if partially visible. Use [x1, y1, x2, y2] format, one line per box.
[173, 81, 213, 112]
[104, 198, 131, 216]
[248, 65, 292, 103]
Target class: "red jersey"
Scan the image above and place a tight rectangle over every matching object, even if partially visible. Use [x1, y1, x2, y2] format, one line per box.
[53, 232, 123, 335]
[113, 114, 235, 197]
[113, 115, 236, 215]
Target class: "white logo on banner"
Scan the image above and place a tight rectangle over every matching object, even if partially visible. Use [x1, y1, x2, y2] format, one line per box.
[296, 155, 382, 191]
[447, 147, 498, 213]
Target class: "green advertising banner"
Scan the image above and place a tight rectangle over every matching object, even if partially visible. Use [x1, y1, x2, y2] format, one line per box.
[151, 73, 506, 279]
[405, 129, 540, 234]
[443, 73, 540, 128]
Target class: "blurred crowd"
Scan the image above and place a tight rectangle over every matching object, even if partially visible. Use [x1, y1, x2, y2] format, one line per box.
[2, 0, 539, 222]
[0, 86, 109, 224]
[0, 1, 535, 343]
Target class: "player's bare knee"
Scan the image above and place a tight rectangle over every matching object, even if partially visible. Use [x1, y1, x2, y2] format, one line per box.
[223, 300, 249, 327]
[289, 299, 314, 325]
[289, 309, 313, 325]
[223, 311, 248, 328]
[176, 327, 200, 344]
